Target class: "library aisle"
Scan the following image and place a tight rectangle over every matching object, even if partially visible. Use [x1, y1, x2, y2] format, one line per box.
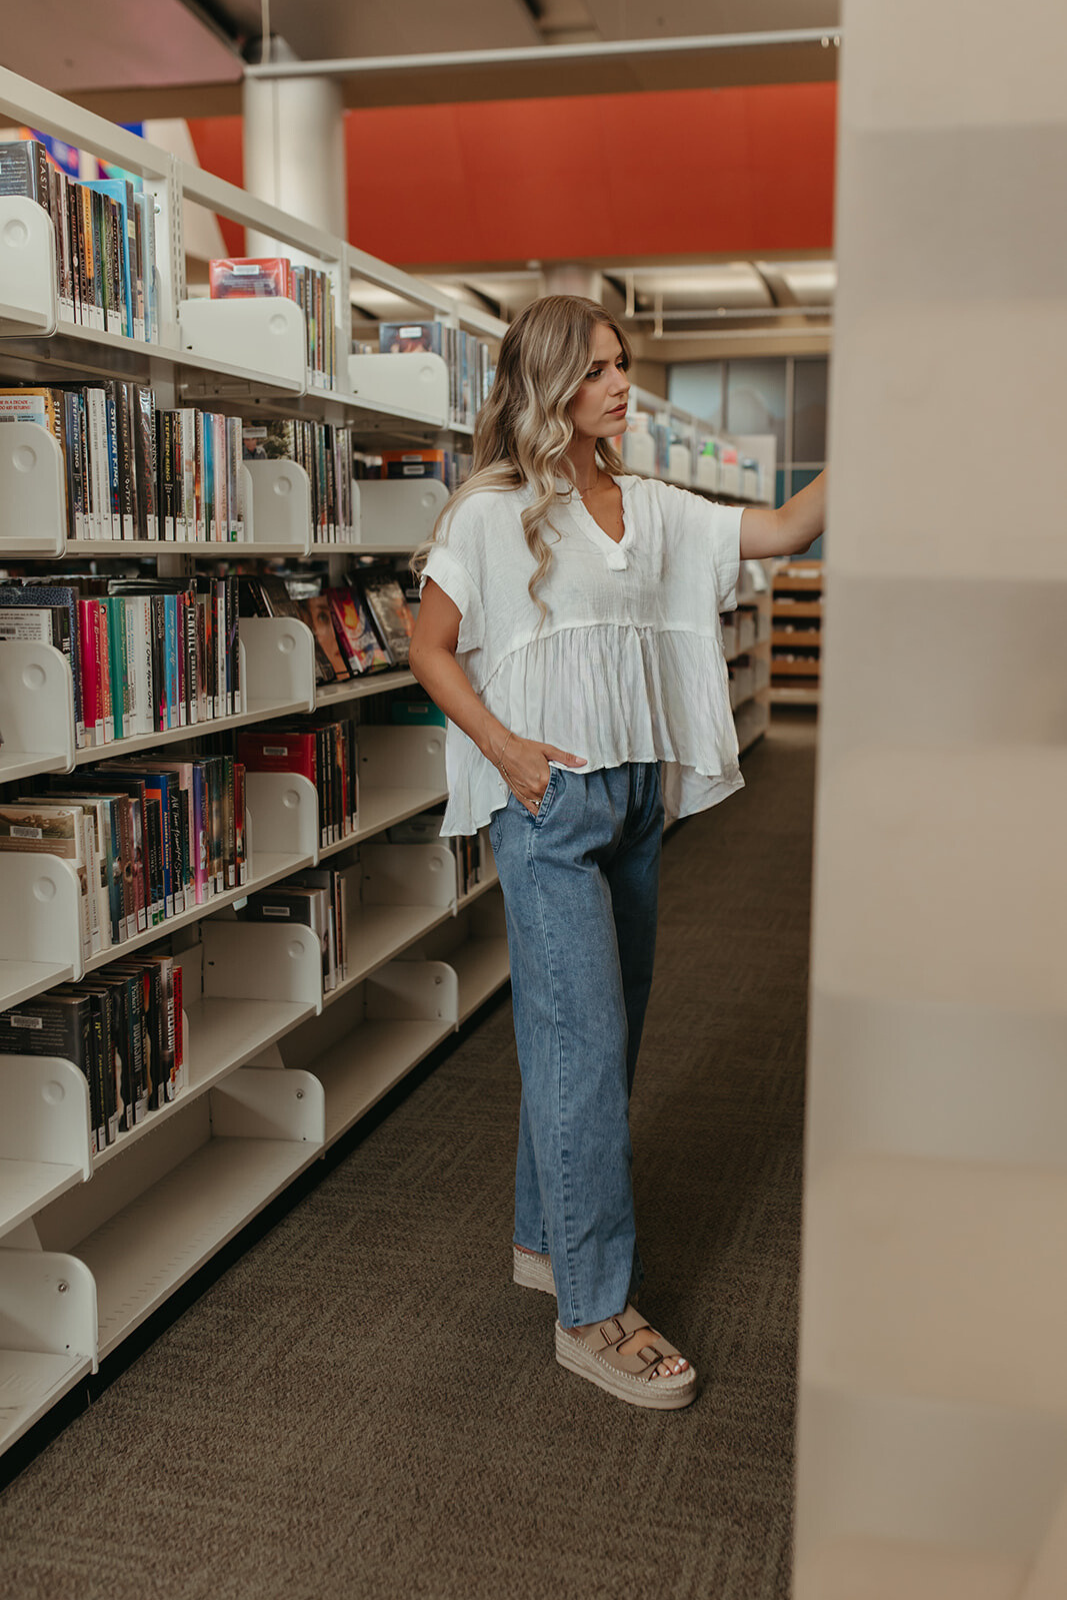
[0, 720, 816, 1600]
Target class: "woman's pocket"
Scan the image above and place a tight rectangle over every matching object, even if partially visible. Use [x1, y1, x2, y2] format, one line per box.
[532, 767, 563, 827]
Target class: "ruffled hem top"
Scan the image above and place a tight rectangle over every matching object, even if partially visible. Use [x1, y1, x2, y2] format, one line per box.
[419, 474, 745, 836]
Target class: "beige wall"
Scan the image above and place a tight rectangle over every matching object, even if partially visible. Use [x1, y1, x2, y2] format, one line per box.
[794, 1, 1067, 1596]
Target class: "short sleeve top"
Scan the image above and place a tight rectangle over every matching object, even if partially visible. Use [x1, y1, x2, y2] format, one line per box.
[420, 473, 745, 835]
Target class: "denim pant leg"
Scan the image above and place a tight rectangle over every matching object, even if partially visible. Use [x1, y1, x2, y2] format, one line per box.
[511, 763, 664, 1259]
[491, 763, 662, 1328]
[606, 765, 664, 1095]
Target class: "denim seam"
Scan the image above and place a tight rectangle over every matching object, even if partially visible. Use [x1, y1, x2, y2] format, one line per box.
[525, 816, 578, 1326]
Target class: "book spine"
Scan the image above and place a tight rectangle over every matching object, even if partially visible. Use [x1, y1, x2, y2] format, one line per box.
[97, 599, 114, 744]
[138, 387, 158, 540]
[160, 410, 175, 540]
[172, 962, 185, 1092]
[191, 763, 208, 904]
[223, 756, 236, 890]
[195, 410, 206, 541]
[104, 383, 120, 537]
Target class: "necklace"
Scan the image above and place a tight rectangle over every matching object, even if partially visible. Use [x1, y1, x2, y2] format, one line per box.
[578, 466, 601, 498]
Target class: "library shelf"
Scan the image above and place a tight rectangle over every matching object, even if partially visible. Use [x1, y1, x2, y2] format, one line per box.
[317, 1017, 454, 1148]
[769, 685, 822, 707]
[286, 962, 460, 1148]
[52, 1077, 325, 1361]
[0, 1057, 91, 1242]
[0, 614, 315, 776]
[0, 1250, 96, 1454]
[0, 319, 308, 405]
[456, 858, 500, 913]
[329, 902, 456, 1008]
[0, 446, 322, 562]
[79, 772, 320, 977]
[323, 841, 459, 1009]
[314, 670, 417, 710]
[450, 934, 512, 1025]
[0, 957, 77, 1018]
[406, 893, 511, 1025]
[328, 784, 449, 856]
[92, 919, 324, 1171]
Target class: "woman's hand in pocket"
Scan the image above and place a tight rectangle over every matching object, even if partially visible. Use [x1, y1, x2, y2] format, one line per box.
[497, 735, 586, 816]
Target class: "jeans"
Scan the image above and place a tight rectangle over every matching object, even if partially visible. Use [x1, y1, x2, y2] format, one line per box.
[489, 761, 664, 1327]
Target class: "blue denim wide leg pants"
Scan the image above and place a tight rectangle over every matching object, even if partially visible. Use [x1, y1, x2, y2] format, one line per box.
[488, 762, 664, 1328]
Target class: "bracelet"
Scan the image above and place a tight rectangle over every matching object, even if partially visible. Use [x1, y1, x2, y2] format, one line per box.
[497, 730, 516, 786]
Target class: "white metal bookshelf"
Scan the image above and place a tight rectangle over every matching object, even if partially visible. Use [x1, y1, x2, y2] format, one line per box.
[0, 62, 772, 1459]
[0, 62, 521, 1459]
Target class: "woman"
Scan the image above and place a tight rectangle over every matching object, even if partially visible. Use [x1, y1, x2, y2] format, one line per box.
[409, 295, 825, 1410]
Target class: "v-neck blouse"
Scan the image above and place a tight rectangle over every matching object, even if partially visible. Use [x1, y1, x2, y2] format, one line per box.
[420, 473, 745, 836]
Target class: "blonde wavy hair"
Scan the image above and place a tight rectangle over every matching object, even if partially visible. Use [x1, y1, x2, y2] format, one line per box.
[410, 294, 633, 623]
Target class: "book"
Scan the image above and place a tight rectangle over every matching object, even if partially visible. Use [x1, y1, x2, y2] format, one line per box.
[356, 570, 416, 667]
[302, 594, 350, 684]
[379, 321, 443, 355]
[327, 585, 388, 676]
[209, 257, 292, 299]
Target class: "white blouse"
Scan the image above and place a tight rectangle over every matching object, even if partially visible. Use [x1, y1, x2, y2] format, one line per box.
[420, 473, 745, 837]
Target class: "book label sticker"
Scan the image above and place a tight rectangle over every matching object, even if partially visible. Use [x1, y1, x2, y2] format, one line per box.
[11, 825, 43, 839]
[11, 1015, 44, 1029]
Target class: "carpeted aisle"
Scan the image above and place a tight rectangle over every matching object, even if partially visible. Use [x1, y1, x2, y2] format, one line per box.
[0, 720, 817, 1600]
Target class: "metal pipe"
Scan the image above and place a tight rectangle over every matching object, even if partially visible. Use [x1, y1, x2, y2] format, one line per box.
[623, 305, 834, 322]
[243, 28, 842, 81]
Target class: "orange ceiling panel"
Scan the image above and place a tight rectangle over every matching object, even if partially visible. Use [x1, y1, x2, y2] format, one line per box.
[188, 81, 835, 265]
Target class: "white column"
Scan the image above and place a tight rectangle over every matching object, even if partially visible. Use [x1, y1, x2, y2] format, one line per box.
[795, 2, 1067, 1598]
[541, 264, 604, 302]
[242, 38, 346, 255]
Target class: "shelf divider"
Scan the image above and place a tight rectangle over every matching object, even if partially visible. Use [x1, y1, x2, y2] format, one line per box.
[0, 197, 58, 338]
[348, 351, 449, 427]
[0, 639, 76, 779]
[178, 297, 308, 395]
[0, 421, 67, 556]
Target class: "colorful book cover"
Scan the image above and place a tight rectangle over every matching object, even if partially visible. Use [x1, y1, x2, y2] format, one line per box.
[302, 593, 350, 684]
[357, 571, 416, 667]
[327, 585, 387, 676]
[209, 257, 292, 299]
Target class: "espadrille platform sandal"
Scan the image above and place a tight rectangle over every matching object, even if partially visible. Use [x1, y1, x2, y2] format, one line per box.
[512, 1244, 555, 1294]
[555, 1303, 696, 1410]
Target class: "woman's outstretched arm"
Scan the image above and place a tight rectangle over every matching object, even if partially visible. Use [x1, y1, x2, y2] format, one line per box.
[738, 469, 827, 560]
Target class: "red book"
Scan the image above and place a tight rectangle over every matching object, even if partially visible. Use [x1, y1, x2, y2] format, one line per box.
[236, 729, 317, 784]
[209, 257, 293, 300]
[97, 598, 113, 743]
[77, 598, 102, 744]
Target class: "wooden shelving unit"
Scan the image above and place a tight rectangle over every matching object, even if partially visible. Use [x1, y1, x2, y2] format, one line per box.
[770, 559, 823, 707]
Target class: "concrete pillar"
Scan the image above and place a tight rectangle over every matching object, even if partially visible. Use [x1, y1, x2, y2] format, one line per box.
[541, 263, 604, 302]
[795, 1, 1067, 1597]
[242, 38, 346, 255]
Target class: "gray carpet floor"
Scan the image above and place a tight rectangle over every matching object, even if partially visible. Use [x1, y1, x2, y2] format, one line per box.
[0, 718, 816, 1600]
